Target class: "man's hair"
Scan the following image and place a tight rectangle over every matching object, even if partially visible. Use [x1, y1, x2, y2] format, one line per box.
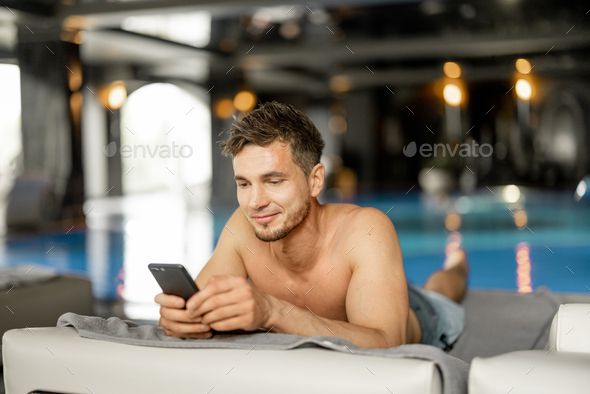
[219, 101, 325, 180]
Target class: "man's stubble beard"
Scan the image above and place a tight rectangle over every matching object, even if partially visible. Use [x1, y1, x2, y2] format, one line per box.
[254, 194, 312, 243]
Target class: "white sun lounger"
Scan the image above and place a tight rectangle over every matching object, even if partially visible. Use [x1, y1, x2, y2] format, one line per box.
[2, 325, 445, 394]
[4, 302, 588, 394]
[469, 303, 590, 394]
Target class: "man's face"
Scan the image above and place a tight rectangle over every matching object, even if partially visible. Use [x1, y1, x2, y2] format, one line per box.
[233, 140, 311, 242]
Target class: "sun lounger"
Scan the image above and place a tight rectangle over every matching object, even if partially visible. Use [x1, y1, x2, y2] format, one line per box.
[468, 303, 590, 394]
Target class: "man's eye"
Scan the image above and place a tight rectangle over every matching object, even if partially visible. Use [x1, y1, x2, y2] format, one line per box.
[238, 181, 281, 187]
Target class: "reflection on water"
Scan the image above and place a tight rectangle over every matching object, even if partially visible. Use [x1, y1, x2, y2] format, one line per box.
[516, 242, 532, 293]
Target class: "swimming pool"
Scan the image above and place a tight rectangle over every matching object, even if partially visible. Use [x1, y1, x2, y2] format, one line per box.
[1, 188, 588, 313]
[356, 189, 590, 294]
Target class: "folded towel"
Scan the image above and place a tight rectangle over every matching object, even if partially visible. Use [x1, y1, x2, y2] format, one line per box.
[0, 264, 58, 289]
[57, 312, 469, 394]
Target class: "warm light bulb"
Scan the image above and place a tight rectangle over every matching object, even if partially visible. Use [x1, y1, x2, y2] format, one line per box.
[233, 91, 257, 112]
[108, 85, 127, 109]
[515, 59, 532, 74]
[443, 62, 461, 78]
[215, 99, 235, 119]
[443, 84, 462, 106]
[330, 75, 352, 93]
[502, 185, 521, 203]
[515, 79, 532, 100]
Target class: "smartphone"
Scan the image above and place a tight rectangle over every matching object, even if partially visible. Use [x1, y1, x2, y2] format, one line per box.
[149, 264, 267, 335]
[148, 263, 199, 307]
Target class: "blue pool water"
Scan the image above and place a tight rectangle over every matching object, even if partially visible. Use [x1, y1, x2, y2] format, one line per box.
[1, 189, 589, 302]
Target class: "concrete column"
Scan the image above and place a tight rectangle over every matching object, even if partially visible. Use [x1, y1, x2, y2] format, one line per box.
[342, 90, 377, 190]
[81, 75, 109, 199]
[209, 61, 240, 210]
[15, 23, 84, 221]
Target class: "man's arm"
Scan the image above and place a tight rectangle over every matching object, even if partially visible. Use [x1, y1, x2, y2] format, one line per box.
[194, 207, 248, 289]
[266, 207, 407, 349]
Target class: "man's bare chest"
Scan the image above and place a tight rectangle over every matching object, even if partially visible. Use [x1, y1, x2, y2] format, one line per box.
[235, 203, 360, 322]
[243, 253, 352, 322]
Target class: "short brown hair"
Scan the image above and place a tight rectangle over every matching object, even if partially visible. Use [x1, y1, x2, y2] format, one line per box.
[218, 101, 325, 180]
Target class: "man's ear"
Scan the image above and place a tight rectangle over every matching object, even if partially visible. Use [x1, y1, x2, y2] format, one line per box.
[309, 163, 325, 198]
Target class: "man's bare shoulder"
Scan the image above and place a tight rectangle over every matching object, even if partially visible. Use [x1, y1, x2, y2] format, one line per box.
[324, 204, 383, 245]
[328, 203, 391, 231]
[224, 207, 254, 255]
[349, 205, 392, 222]
[324, 202, 360, 232]
[329, 204, 396, 271]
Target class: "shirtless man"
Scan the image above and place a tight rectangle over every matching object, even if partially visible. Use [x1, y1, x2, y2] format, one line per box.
[155, 101, 469, 350]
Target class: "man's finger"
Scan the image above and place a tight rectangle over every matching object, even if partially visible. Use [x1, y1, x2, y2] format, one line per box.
[154, 293, 185, 308]
[161, 319, 211, 334]
[189, 288, 244, 318]
[160, 306, 203, 323]
[209, 315, 244, 332]
[200, 303, 243, 325]
[186, 277, 238, 312]
[164, 328, 213, 339]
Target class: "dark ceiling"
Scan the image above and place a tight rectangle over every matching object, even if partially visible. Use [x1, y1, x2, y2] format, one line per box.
[2, 0, 589, 94]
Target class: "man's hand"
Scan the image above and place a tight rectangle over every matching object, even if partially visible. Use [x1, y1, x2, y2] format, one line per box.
[186, 274, 274, 332]
[154, 293, 213, 339]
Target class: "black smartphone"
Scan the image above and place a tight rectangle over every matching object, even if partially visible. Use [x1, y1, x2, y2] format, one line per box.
[148, 263, 199, 307]
[149, 264, 268, 335]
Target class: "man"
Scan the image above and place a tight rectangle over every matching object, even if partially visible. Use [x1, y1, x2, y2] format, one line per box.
[155, 101, 468, 350]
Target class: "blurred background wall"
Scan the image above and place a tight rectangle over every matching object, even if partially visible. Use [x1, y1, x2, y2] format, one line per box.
[1, 0, 589, 234]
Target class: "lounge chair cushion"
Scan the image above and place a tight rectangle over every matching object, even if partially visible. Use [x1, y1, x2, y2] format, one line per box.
[469, 350, 590, 394]
[547, 303, 590, 353]
[3, 326, 446, 394]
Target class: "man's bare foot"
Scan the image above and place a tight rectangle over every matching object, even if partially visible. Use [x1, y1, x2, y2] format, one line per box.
[443, 249, 469, 276]
[423, 248, 469, 303]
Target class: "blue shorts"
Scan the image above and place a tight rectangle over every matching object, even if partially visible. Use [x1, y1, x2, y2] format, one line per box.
[407, 284, 465, 351]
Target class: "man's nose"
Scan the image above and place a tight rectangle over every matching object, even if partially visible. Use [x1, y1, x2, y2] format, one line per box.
[249, 184, 269, 209]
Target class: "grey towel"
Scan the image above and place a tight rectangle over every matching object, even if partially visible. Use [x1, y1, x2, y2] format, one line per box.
[57, 312, 469, 394]
[0, 264, 58, 289]
[448, 287, 561, 363]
